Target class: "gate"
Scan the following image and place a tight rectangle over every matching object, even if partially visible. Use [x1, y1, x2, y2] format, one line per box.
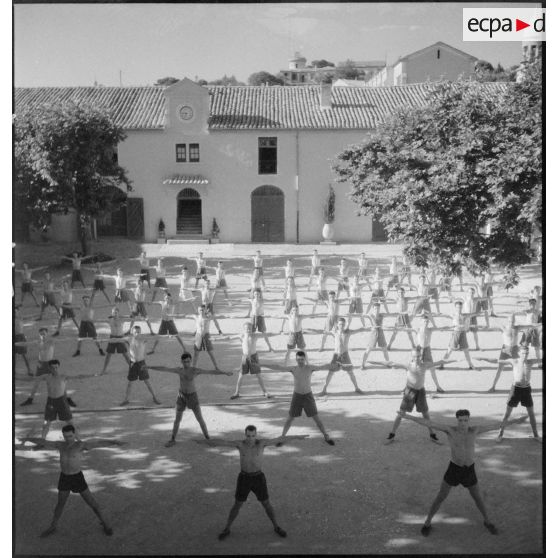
[176, 188, 202, 235]
[126, 198, 144, 238]
[251, 185, 285, 242]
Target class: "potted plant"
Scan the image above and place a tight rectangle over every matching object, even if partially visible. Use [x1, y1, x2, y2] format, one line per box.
[211, 218, 220, 243]
[322, 185, 335, 241]
[157, 218, 166, 243]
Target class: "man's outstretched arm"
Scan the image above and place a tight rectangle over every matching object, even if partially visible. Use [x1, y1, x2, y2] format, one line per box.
[149, 366, 180, 374]
[258, 362, 292, 373]
[262, 434, 309, 447]
[476, 415, 528, 434]
[19, 437, 61, 449]
[83, 439, 127, 450]
[195, 368, 234, 376]
[397, 411, 451, 434]
[195, 438, 240, 448]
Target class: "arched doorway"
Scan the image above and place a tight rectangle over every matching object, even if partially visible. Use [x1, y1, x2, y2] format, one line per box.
[251, 185, 285, 242]
[177, 188, 202, 235]
[97, 186, 128, 236]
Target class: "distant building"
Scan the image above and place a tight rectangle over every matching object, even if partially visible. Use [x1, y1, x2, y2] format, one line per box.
[333, 79, 367, 87]
[367, 41, 478, 86]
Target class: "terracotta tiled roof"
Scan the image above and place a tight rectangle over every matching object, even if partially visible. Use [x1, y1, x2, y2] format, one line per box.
[15, 82, 507, 132]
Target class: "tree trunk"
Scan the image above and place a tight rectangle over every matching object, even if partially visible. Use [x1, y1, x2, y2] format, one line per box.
[79, 214, 90, 255]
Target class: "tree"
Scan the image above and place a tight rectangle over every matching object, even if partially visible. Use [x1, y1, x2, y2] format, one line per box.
[208, 75, 244, 86]
[247, 71, 285, 86]
[333, 63, 541, 279]
[311, 59, 335, 68]
[14, 102, 132, 254]
[474, 60, 517, 82]
[336, 59, 360, 80]
[155, 77, 180, 86]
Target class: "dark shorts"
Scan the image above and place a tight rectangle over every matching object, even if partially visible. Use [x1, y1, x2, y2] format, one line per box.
[337, 278, 349, 293]
[428, 287, 439, 300]
[44, 396, 72, 422]
[235, 471, 269, 502]
[79, 321, 97, 338]
[413, 297, 430, 313]
[397, 313, 411, 328]
[371, 288, 385, 298]
[195, 333, 213, 352]
[357, 267, 368, 278]
[42, 293, 57, 307]
[507, 384, 533, 408]
[479, 300, 488, 311]
[287, 331, 306, 350]
[58, 471, 88, 493]
[36, 361, 50, 376]
[159, 320, 178, 335]
[217, 279, 227, 288]
[115, 289, 130, 303]
[289, 391, 318, 418]
[71, 270, 84, 283]
[522, 328, 540, 348]
[154, 277, 168, 288]
[176, 390, 200, 412]
[349, 298, 363, 314]
[196, 267, 207, 278]
[330, 351, 352, 371]
[254, 266, 264, 276]
[252, 315, 266, 333]
[107, 337, 127, 354]
[133, 302, 148, 318]
[450, 331, 468, 350]
[93, 279, 105, 291]
[15, 333, 27, 355]
[439, 279, 452, 292]
[387, 274, 399, 287]
[284, 299, 298, 315]
[22, 281, 33, 293]
[400, 386, 428, 413]
[140, 268, 151, 282]
[61, 304, 75, 320]
[128, 360, 149, 381]
[499, 345, 519, 361]
[368, 329, 387, 348]
[420, 346, 433, 363]
[443, 462, 478, 488]
[486, 286, 493, 297]
[317, 290, 328, 302]
[241, 353, 261, 375]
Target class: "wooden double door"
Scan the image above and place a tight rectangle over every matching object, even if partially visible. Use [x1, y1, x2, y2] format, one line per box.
[251, 185, 284, 242]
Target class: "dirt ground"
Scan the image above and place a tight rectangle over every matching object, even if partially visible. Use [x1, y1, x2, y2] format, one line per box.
[13, 242, 543, 555]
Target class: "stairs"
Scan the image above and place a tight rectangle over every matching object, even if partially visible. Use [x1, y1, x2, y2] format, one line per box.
[176, 215, 202, 235]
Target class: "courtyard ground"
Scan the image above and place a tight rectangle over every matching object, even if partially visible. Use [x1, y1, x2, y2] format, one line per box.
[13, 241, 543, 555]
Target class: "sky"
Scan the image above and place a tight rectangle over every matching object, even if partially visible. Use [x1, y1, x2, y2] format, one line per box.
[13, 2, 538, 87]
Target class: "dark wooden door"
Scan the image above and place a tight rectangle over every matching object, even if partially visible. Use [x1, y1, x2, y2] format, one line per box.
[126, 197, 144, 238]
[177, 199, 202, 234]
[97, 205, 127, 236]
[251, 186, 284, 242]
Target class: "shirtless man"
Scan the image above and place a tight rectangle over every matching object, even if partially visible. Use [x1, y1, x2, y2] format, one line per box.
[113, 267, 135, 312]
[385, 347, 447, 444]
[198, 279, 223, 334]
[178, 266, 197, 314]
[62, 252, 87, 289]
[336, 257, 350, 298]
[439, 301, 478, 370]
[387, 287, 418, 350]
[307, 249, 321, 287]
[99, 307, 130, 374]
[128, 279, 155, 335]
[245, 289, 274, 352]
[480, 345, 542, 442]
[463, 287, 485, 350]
[194, 251, 208, 289]
[211, 261, 232, 304]
[519, 299, 542, 361]
[22, 424, 123, 537]
[53, 280, 80, 335]
[365, 267, 390, 314]
[200, 425, 307, 540]
[138, 251, 151, 287]
[37, 272, 60, 321]
[319, 317, 366, 396]
[86, 262, 113, 305]
[307, 267, 329, 314]
[260, 351, 336, 445]
[410, 274, 437, 324]
[280, 277, 298, 330]
[150, 352, 233, 446]
[356, 252, 372, 289]
[361, 302, 393, 368]
[399, 254, 413, 286]
[346, 276, 367, 328]
[282, 305, 308, 364]
[14, 306, 32, 375]
[319, 291, 340, 351]
[252, 250, 266, 289]
[398, 409, 529, 536]
[16, 262, 45, 306]
[386, 256, 400, 295]
[72, 296, 106, 357]
[31, 360, 94, 438]
[147, 291, 186, 354]
[150, 258, 169, 302]
[411, 313, 445, 393]
[283, 258, 295, 289]
[120, 326, 161, 406]
[229, 322, 273, 400]
[189, 305, 221, 370]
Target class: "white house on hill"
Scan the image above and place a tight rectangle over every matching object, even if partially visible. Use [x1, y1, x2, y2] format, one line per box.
[15, 78, 505, 243]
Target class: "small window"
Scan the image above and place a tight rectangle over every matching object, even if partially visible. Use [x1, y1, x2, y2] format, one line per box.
[437, 49, 441, 59]
[189, 143, 200, 163]
[176, 144, 187, 162]
[258, 137, 277, 174]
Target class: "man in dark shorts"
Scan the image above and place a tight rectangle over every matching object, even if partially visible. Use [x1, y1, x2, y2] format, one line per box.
[72, 296, 105, 357]
[21, 424, 125, 537]
[99, 307, 130, 375]
[151, 351, 232, 446]
[398, 409, 529, 536]
[62, 252, 88, 289]
[260, 351, 337, 445]
[198, 425, 307, 540]
[14, 305, 31, 375]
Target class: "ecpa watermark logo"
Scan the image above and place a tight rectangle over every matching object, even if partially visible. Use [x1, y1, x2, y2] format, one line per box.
[463, 8, 545, 41]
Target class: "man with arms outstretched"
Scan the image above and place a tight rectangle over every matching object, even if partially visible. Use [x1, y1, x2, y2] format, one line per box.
[151, 352, 233, 447]
[260, 351, 336, 445]
[198, 425, 306, 540]
[21, 424, 125, 537]
[398, 409, 528, 536]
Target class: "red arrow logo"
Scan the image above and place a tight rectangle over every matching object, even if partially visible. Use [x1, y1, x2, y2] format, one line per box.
[516, 19, 530, 31]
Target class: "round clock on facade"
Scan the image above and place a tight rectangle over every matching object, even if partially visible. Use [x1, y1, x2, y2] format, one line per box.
[178, 105, 194, 121]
